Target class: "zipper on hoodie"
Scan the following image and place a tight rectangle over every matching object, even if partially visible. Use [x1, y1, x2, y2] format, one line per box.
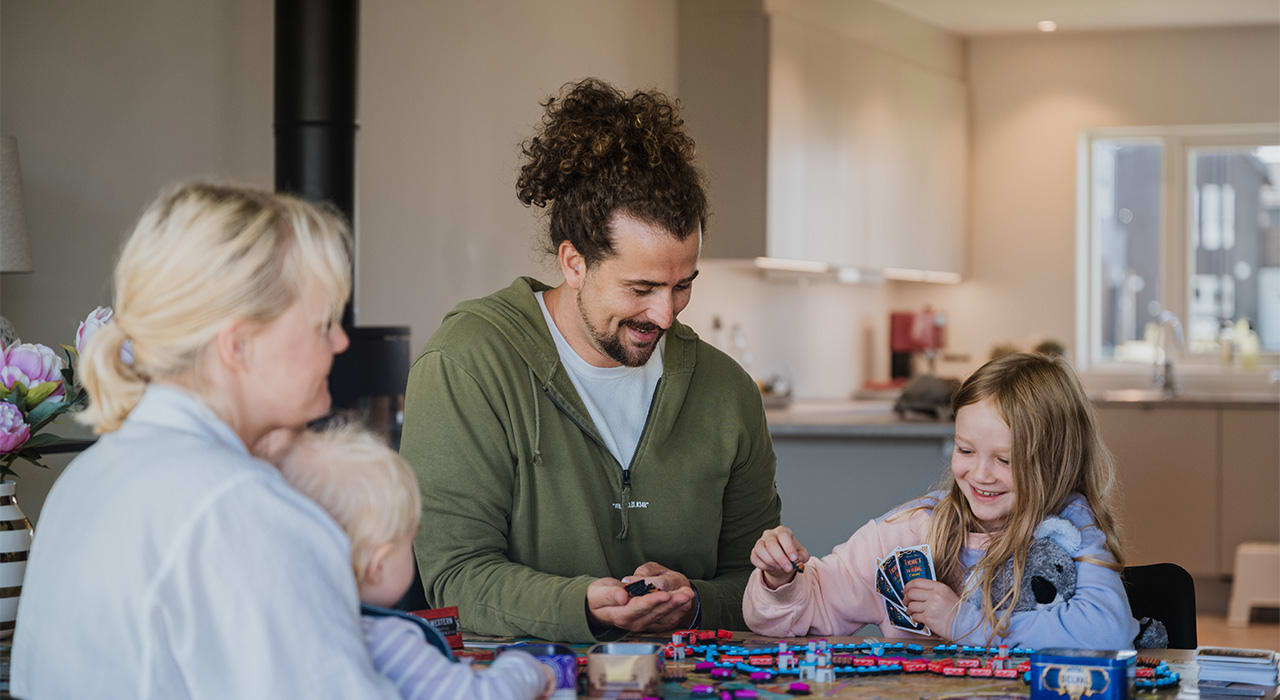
[616, 378, 664, 540]
[535, 375, 663, 541]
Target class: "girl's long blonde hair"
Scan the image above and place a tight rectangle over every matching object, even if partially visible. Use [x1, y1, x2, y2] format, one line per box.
[927, 352, 1124, 640]
[78, 182, 351, 434]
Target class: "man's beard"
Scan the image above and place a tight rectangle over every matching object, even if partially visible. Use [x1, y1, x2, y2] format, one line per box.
[578, 295, 665, 367]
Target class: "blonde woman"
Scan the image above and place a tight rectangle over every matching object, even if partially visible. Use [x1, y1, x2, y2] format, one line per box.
[12, 184, 400, 698]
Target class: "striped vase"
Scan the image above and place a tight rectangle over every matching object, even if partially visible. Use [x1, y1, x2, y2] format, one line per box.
[0, 481, 32, 639]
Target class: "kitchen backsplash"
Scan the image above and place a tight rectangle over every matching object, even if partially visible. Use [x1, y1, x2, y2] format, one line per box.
[681, 260, 891, 400]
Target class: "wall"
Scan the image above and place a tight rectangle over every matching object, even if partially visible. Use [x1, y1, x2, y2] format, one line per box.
[888, 25, 1280, 378]
[356, 1, 677, 343]
[681, 261, 890, 400]
[1, 0, 274, 521]
[0, 0, 679, 520]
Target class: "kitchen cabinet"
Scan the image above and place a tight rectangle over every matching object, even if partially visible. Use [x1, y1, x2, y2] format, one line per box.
[1219, 408, 1280, 572]
[1094, 402, 1280, 578]
[679, 2, 967, 274]
[1095, 407, 1220, 575]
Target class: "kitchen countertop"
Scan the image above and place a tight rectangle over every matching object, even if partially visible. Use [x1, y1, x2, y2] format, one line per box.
[1089, 388, 1280, 408]
[765, 400, 955, 439]
[764, 387, 1279, 439]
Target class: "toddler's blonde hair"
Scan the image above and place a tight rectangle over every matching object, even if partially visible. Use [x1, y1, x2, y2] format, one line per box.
[279, 424, 422, 582]
[78, 182, 351, 434]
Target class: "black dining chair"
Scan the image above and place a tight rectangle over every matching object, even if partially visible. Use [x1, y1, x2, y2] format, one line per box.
[1122, 563, 1198, 649]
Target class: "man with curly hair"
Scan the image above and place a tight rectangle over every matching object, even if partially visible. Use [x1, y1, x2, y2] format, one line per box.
[400, 78, 781, 642]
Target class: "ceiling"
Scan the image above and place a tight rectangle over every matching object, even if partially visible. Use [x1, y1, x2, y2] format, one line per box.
[875, 0, 1280, 35]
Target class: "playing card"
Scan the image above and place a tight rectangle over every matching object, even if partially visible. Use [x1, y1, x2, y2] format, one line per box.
[875, 563, 903, 607]
[879, 552, 906, 602]
[884, 599, 930, 636]
[896, 544, 936, 585]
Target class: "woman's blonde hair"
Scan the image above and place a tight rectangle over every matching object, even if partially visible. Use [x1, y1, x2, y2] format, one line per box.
[278, 424, 422, 582]
[926, 352, 1124, 640]
[78, 182, 352, 434]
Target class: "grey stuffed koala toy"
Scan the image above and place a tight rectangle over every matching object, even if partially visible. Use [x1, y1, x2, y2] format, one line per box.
[988, 516, 1169, 649]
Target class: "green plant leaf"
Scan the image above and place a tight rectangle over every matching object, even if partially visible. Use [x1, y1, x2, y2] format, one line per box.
[4, 384, 23, 405]
[14, 450, 49, 470]
[21, 433, 63, 450]
[24, 381, 60, 408]
[25, 398, 67, 426]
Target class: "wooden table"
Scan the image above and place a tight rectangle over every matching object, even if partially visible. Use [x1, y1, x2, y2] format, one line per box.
[462, 632, 1207, 699]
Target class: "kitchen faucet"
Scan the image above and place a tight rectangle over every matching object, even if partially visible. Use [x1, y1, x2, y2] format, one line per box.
[1152, 309, 1185, 397]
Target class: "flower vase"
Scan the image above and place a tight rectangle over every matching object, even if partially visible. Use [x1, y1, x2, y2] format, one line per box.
[0, 480, 33, 638]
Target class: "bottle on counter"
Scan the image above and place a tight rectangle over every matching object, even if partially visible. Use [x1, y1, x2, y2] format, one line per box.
[1219, 320, 1235, 367]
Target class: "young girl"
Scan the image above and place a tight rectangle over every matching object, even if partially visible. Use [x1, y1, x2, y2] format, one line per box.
[744, 352, 1139, 649]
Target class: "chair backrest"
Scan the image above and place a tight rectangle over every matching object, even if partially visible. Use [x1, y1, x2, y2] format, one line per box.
[1122, 563, 1198, 649]
[361, 603, 455, 661]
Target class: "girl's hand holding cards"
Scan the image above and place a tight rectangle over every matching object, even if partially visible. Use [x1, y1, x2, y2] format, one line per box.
[901, 578, 960, 639]
[751, 526, 810, 590]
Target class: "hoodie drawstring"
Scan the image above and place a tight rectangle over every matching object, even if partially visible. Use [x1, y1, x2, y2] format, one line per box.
[527, 368, 543, 469]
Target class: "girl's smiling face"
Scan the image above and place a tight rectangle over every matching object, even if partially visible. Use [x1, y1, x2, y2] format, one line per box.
[951, 397, 1016, 530]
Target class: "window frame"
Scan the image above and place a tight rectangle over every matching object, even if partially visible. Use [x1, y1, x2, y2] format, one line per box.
[1076, 123, 1280, 372]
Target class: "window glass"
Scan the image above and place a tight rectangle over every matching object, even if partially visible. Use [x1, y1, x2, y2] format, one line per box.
[1092, 140, 1163, 361]
[1189, 146, 1280, 352]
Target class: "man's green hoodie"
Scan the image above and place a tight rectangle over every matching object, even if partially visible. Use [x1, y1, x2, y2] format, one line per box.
[400, 278, 781, 642]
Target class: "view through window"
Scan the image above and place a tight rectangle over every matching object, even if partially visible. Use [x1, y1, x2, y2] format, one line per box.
[1085, 129, 1280, 366]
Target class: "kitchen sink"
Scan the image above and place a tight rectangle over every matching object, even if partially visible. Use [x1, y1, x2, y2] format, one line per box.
[1098, 388, 1173, 402]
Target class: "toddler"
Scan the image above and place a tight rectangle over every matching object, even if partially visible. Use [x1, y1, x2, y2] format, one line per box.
[279, 424, 555, 699]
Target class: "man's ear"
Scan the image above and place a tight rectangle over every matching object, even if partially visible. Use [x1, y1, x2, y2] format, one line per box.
[558, 240, 588, 290]
[362, 541, 396, 588]
[213, 319, 256, 371]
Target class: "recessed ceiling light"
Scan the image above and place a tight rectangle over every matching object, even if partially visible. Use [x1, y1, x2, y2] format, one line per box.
[1037, 20, 1058, 32]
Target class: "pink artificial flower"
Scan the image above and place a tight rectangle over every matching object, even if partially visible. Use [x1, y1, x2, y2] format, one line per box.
[0, 402, 29, 454]
[0, 343, 65, 401]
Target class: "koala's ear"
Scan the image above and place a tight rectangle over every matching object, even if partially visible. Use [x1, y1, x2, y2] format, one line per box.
[1033, 517, 1083, 555]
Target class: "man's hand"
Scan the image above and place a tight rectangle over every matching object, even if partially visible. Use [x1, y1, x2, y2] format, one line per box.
[587, 562, 696, 633]
[750, 526, 810, 590]
[902, 578, 960, 639]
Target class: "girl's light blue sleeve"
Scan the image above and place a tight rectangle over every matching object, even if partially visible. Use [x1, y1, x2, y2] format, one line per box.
[949, 501, 1139, 650]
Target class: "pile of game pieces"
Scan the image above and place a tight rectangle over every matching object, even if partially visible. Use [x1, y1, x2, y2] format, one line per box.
[625, 580, 656, 597]
[1135, 658, 1182, 692]
[875, 544, 936, 635]
[675, 638, 1035, 687]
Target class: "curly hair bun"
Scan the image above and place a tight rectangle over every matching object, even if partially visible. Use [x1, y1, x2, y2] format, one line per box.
[518, 78, 695, 207]
[516, 78, 707, 264]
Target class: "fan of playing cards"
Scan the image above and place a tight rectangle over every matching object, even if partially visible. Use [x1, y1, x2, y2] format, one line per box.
[876, 545, 936, 636]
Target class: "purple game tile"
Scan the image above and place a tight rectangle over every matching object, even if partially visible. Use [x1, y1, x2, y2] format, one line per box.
[734, 691, 759, 698]
[694, 662, 715, 672]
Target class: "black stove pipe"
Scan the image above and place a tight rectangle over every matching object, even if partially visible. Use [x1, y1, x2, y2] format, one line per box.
[275, 0, 359, 330]
[274, 0, 410, 412]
